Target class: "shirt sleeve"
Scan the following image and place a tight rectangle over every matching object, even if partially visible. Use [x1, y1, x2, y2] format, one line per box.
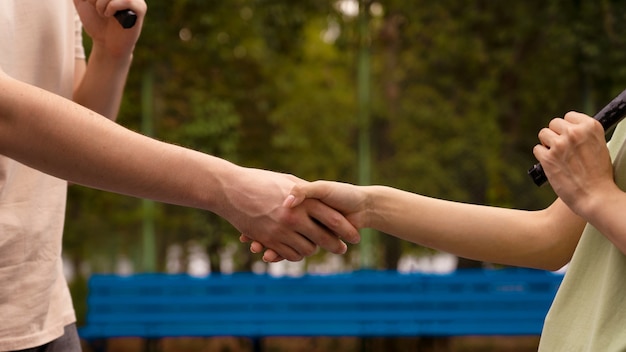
[74, 10, 86, 60]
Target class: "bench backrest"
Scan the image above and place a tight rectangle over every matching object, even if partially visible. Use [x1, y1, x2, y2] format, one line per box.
[79, 269, 563, 339]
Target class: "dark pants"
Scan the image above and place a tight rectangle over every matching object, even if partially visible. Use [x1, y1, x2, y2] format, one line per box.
[13, 324, 81, 352]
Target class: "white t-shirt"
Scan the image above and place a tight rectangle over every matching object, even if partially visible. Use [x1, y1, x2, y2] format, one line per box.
[0, 1, 85, 350]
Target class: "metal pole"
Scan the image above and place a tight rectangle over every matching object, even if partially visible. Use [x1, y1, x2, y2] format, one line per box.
[357, 0, 376, 269]
[141, 68, 157, 272]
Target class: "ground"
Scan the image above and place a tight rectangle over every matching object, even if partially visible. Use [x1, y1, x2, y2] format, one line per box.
[82, 336, 541, 352]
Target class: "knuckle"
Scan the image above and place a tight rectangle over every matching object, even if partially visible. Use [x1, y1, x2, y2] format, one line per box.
[322, 213, 343, 231]
[548, 118, 560, 129]
[590, 118, 604, 132]
[552, 138, 568, 151]
[318, 236, 341, 253]
[563, 111, 577, 119]
[300, 245, 317, 257]
[276, 210, 298, 228]
[278, 249, 297, 262]
[289, 254, 304, 262]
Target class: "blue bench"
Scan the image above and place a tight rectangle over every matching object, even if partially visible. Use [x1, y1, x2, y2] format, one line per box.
[78, 269, 563, 351]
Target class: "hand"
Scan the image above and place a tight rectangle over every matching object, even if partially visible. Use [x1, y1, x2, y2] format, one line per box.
[223, 171, 360, 262]
[73, 0, 147, 57]
[283, 181, 369, 225]
[241, 180, 367, 262]
[533, 111, 615, 215]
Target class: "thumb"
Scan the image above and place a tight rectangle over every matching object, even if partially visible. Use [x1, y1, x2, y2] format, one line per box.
[282, 181, 330, 208]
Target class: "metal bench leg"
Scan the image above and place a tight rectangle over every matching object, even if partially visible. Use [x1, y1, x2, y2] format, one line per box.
[360, 337, 369, 352]
[86, 338, 108, 352]
[143, 338, 161, 352]
[251, 337, 262, 352]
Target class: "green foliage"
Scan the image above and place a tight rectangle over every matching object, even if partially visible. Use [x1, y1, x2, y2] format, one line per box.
[268, 16, 358, 181]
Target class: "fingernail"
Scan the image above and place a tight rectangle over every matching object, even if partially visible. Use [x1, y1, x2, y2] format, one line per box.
[282, 194, 296, 208]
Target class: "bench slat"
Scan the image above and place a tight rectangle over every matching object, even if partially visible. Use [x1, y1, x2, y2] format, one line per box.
[79, 269, 563, 339]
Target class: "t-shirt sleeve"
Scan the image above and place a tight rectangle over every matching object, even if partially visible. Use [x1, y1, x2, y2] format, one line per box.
[74, 10, 86, 60]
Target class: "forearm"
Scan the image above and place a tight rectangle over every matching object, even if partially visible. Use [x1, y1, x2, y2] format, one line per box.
[72, 45, 133, 120]
[0, 71, 230, 211]
[579, 182, 626, 255]
[365, 186, 584, 270]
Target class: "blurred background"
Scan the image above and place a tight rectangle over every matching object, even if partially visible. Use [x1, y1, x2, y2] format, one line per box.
[66, 0, 626, 345]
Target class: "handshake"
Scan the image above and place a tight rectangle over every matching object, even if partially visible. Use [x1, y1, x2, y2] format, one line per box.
[230, 169, 366, 263]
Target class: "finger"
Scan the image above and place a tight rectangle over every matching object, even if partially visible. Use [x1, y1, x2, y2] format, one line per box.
[250, 241, 264, 254]
[239, 234, 262, 254]
[290, 202, 349, 255]
[103, 0, 145, 17]
[547, 117, 569, 135]
[282, 194, 298, 208]
[532, 143, 548, 160]
[537, 126, 559, 149]
[532, 143, 555, 176]
[549, 112, 599, 137]
[563, 111, 591, 124]
[239, 234, 265, 253]
[306, 200, 360, 244]
[262, 249, 284, 263]
[283, 181, 332, 209]
[259, 225, 319, 260]
[93, 0, 110, 17]
[81, 0, 106, 17]
[265, 242, 304, 262]
[243, 228, 314, 260]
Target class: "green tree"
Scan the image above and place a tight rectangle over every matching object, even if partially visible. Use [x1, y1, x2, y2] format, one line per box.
[64, 0, 626, 282]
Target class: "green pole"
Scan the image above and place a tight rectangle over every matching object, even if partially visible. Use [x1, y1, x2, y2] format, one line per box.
[141, 68, 157, 272]
[357, 0, 376, 269]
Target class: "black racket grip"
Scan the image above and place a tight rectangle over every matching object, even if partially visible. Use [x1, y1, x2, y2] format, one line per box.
[114, 10, 137, 29]
[528, 89, 626, 186]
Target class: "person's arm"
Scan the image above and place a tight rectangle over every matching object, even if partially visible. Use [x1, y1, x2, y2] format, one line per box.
[277, 181, 585, 270]
[534, 111, 626, 255]
[0, 69, 359, 261]
[72, 0, 146, 119]
[262, 111, 626, 266]
[72, 0, 147, 119]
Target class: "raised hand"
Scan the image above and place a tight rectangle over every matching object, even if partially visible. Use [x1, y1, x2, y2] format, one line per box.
[533, 111, 615, 216]
[73, 0, 147, 57]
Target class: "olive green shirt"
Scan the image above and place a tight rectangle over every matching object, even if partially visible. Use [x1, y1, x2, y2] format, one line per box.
[539, 121, 626, 351]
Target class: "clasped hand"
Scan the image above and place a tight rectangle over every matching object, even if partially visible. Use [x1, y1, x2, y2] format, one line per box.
[533, 111, 615, 216]
[74, 0, 147, 57]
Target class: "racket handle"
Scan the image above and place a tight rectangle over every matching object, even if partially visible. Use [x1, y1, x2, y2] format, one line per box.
[114, 10, 137, 29]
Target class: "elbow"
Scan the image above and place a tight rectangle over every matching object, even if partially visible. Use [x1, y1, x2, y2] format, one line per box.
[523, 206, 583, 272]
[514, 245, 572, 272]
[536, 257, 571, 272]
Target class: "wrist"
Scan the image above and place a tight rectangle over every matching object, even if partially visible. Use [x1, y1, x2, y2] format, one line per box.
[89, 43, 134, 66]
[363, 185, 386, 229]
[201, 159, 243, 216]
[577, 181, 621, 221]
